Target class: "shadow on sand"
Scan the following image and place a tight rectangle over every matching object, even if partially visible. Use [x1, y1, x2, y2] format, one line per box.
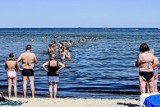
[117, 102, 139, 107]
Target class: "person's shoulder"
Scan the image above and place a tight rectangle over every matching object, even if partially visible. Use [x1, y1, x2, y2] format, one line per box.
[44, 61, 49, 64]
[138, 52, 143, 56]
[31, 52, 35, 54]
[140, 51, 151, 56]
[5, 60, 9, 63]
[30, 52, 36, 55]
[21, 51, 27, 55]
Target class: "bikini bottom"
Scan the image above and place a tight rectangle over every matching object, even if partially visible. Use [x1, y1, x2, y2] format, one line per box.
[139, 72, 153, 81]
[7, 70, 17, 78]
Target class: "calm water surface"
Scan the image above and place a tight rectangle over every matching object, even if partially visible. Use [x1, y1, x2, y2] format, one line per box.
[0, 28, 160, 99]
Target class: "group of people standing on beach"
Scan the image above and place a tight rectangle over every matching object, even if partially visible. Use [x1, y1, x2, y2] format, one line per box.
[5, 44, 65, 98]
[4, 36, 97, 99]
[5, 45, 38, 98]
[136, 43, 159, 94]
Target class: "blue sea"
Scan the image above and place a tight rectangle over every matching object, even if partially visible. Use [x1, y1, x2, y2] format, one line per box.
[0, 28, 160, 99]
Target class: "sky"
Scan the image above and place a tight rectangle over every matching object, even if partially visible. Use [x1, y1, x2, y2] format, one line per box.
[0, 0, 160, 28]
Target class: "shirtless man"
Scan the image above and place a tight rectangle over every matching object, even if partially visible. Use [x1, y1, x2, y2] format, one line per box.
[17, 45, 38, 98]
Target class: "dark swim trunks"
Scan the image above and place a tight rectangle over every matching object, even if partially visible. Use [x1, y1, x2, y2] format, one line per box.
[22, 69, 34, 76]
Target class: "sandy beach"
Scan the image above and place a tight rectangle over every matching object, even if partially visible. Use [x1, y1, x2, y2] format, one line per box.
[2, 97, 140, 107]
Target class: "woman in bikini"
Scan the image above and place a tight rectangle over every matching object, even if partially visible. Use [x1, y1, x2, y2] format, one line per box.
[42, 54, 65, 98]
[5, 53, 18, 98]
[136, 43, 154, 94]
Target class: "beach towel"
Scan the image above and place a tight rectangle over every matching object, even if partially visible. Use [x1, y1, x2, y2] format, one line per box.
[0, 100, 23, 106]
[0, 93, 28, 106]
[140, 92, 160, 107]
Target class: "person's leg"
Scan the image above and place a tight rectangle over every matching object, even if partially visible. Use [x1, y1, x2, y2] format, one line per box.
[146, 83, 150, 93]
[139, 76, 146, 94]
[148, 77, 154, 93]
[49, 82, 53, 98]
[13, 76, 17, 97]
[53, 82, 58, 98]
[29, 76, 35, 98]
[8, 78, 12, 98]
[22, 76, 27, 98]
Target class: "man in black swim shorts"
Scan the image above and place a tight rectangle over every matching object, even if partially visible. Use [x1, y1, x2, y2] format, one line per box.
[17, 45, 38, 98]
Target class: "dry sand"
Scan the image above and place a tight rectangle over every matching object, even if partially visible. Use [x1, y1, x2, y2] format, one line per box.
[3, 97, 140, 107]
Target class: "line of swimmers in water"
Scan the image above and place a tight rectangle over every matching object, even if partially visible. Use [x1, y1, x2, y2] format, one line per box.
[29, 36, 98, 42]
[47, 36, 98, 64]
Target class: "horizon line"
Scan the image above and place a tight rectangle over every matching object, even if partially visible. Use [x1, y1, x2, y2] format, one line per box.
[0, 27, 159, 29]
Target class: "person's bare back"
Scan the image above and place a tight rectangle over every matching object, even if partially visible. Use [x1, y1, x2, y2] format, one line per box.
[5, 61, 17, 70]
[20, 52, 37, 69]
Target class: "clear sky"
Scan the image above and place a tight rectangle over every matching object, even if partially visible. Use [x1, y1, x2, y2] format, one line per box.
[0, 0, 160, 28]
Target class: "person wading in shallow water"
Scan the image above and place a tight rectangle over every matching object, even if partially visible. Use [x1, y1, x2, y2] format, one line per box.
[17, 45, 38, 98]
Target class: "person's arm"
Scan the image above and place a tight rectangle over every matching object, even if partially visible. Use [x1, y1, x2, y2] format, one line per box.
[48, 47, 51, 53]
[5, 62, 7, 70]
[57, 62, 65, 73]
[34, 54, 38, 64]
[153, 56, 159, 66]
[42, 61, 49, 72]
[15, 61, 19, 71]
[135, 54, 141, 67]
[17, 55, 23, 71]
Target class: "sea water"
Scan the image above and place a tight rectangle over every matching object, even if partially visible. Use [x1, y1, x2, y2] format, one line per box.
[0, 28, 160, 99]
